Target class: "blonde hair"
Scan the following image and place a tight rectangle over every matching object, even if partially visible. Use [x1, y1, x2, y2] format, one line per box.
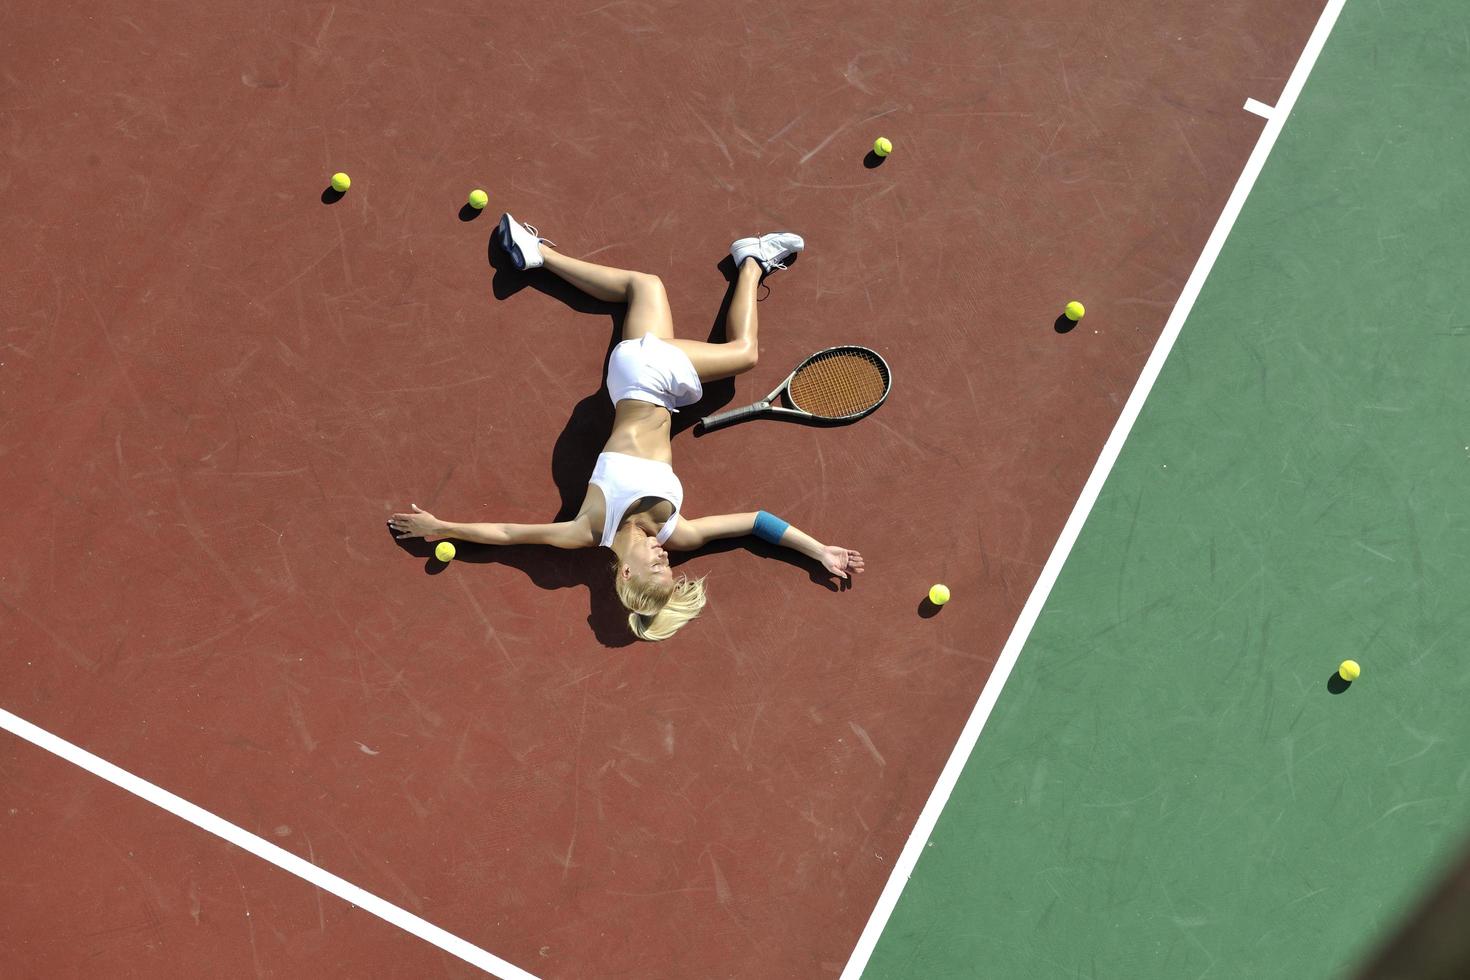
[612, 558, 708, 641]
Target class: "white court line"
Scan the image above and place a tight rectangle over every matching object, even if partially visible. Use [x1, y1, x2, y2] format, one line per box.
[839, 2, 1348, 978]
[1244, 97, 1276, 119]
[0, 708, 539, 980]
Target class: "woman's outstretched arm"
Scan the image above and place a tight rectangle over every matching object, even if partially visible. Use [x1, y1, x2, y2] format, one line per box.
[389, 504, 595, 549]
[667, 511, 866, 580]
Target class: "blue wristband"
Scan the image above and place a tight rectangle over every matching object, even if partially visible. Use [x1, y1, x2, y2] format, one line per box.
[753, 510, 790, 545]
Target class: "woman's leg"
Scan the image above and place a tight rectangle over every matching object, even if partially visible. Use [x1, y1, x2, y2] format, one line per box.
[666, 257, 761, 382]
[539, 246, 673, 341]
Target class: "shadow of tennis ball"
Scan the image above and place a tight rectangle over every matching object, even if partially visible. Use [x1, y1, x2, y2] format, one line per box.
[1327, 671, 1353, 694]
[321, 187, 345, 204]
[917, 596, 943, 619]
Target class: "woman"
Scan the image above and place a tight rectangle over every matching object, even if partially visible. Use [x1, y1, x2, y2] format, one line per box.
[388, 214, 865, 641]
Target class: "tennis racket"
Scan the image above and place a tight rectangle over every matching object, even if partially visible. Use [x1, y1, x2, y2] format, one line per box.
[699, 345, 892, 430]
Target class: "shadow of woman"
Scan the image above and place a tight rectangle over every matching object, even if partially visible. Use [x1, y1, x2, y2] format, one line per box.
[671, 537, 849, 592]
[480, 240, 747, 644]
[391, 529, 637, 648]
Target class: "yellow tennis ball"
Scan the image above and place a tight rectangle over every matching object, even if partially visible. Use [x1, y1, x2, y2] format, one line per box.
[435, 541, 456, 562]
[1338, 659, 1361, 682]
[1064, 301, 1085, 321]
[928, 583, 950, 605]
[330, 172, 351, 192]
[873, 137, 893, 157]
[467, 188, 488, 210]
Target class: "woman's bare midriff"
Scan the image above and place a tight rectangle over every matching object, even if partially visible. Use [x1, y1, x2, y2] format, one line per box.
[577, 399, 677, 535]
[601, 399, 675, 464]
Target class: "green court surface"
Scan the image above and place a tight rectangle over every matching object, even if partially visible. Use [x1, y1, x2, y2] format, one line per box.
[866, 0, 1470, 976]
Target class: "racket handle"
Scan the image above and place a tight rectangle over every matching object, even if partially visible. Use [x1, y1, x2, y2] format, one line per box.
[700, 401, 770, 430]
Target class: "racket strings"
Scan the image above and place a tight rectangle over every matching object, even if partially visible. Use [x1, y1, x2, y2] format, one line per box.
[788, 350, 888, 418]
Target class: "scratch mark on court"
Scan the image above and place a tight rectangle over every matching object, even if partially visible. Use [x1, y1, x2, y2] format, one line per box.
[585, 0, 636, 15]
[580, 240, 629, 260]
[1368, 797, 1445, 827]
[931, 110, 1032, 118]
[259, 244, 340, 302]
[444, 724, 475, 791]
[1281, 736, 1299, 799]
[790, 179, 875, 191]
[1284, 886, 1328, 910]
[799, 124, 852, 166]
[356, 741, 380, 755]
[175, 492, 257, 608]
[314, 5, 336, 48]
[1160, 880, 1217, 974]
[385, 670, 443, 733]
[165, 604, 280, 659]
[1032, 123, 1064, 173]
[233, 874, 265, 979]
[559, 684, 590, 881]
[370, 373, 504, 394]
[1354, 540, 1396, 562]
[705, 849, 735, 906]
[868, 416, 932, 458]
[81, 285, 152, 421]
[1407, 624, 1454, 668]
[1174, 119, 1209, 180]
[320, 817, 426, 912]
[1080, 786, 1161, 809]
[764, 110, 809, 146]
[304, 835, 327, 932]
[453, 575, 515, 667]
[738, 702, 766, 769]
[798, 105, 900, 165]
[271, 525, 300, 592]
[688, 102, 734, 167]
[607, 885, 709, 898]
[1114, 490, 1144, 622]
[219, 343, 262, 386]
[554, 667, 607, 691]
[849, 721, 886, 768]
[0, 593, 97, 669]
[225, 467, 308, 479]
[731, 125, 762, 155]
[843, 56, 876, 95]
[285, 689, 318, 752]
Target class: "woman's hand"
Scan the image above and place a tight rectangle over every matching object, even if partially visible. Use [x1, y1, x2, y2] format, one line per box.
[819, 544, 865, 580]
[388, 503, 444, 541]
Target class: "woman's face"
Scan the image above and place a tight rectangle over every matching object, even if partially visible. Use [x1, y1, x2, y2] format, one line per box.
[624, 531, 675, 588]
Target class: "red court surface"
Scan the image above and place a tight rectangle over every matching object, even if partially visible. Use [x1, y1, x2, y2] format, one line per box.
[1, 1, 1320, 975]
[1, 740, 472, 977]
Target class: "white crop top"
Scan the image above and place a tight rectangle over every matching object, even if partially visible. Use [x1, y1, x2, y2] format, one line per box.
[589, 452, 685, 548]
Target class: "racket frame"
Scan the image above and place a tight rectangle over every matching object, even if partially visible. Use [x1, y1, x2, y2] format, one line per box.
[698, 345, 891, 430]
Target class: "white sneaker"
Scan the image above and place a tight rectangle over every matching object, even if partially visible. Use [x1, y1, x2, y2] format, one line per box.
[731, 231, 804, 273]
[498, 213, 556, 270]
